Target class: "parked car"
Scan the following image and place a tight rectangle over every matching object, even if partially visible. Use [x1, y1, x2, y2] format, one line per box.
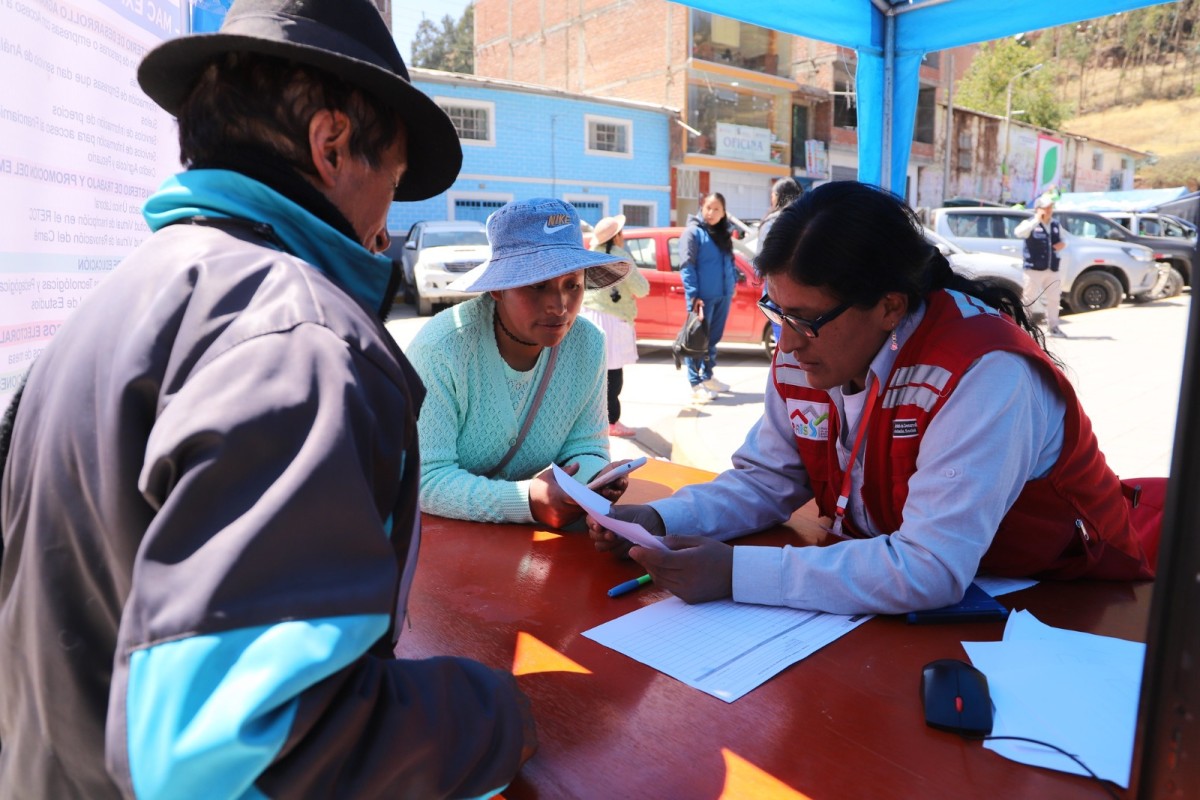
[401, 220, 490, 316]
[1098, 211, 1197, 242]
[621, 227, 774, 357]
[942, 197, 1008, 208]
[927, 207, 1167, 313]
[1055, 210, 1193, 295]
[922, 228, 1027, 298]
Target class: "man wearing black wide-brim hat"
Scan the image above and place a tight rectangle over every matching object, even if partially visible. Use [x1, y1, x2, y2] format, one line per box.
[0, 1, 534, 797]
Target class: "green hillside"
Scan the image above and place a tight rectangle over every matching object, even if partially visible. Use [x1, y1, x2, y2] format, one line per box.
[968, 4, 1200, 188]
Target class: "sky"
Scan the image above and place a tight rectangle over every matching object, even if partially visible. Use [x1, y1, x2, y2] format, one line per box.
[392, 0, 473, 63]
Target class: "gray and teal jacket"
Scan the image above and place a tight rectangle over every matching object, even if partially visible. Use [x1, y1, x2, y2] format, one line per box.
[0, 169, 524, 799]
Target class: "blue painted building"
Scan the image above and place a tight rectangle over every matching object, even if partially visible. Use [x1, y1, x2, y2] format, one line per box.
[388, 68, 676, 235]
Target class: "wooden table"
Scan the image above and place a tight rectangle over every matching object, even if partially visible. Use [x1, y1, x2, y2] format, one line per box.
[396, 459, 1152, 799]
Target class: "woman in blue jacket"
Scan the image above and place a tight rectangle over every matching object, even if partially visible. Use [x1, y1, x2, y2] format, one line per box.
[678, 192, 737, 403]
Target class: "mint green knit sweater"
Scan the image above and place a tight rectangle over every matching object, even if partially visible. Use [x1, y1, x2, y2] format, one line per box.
[406, 294, 610, 523]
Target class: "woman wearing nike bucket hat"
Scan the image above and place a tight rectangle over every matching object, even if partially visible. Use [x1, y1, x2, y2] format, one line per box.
[406, 198, 641, 528]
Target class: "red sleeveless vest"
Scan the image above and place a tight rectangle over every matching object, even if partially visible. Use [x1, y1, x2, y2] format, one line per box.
[772, 290, 1152, 580]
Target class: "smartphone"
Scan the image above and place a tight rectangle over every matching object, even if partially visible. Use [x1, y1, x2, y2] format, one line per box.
[587, 456, 648, 490]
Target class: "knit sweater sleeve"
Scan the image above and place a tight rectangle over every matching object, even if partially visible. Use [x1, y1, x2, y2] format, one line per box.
[543, 321, 610, 480]
[407, 307, 536, 523]
[620, 248, 651, 298]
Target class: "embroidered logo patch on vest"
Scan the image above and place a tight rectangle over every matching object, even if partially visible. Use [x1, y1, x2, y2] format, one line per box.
[786, 399, 830, 440]
[893, 418, 919, 438]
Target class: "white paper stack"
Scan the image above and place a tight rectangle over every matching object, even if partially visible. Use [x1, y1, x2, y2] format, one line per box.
[963, 610, 1145, 788]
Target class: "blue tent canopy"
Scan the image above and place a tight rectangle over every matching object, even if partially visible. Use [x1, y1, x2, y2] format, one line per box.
[678, 0, 1172, 192]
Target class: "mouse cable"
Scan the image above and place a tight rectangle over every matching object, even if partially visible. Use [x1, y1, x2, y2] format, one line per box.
[966, 734, 1121, 800]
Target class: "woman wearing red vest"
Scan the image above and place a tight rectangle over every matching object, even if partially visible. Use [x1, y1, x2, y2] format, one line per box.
[589, 181, 1153, 615]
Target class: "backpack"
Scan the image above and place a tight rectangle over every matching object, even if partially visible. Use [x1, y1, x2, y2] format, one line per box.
[672, 307, 709, 369]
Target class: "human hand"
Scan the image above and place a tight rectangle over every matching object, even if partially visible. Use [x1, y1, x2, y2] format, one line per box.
[529, 463, 584, 529]
[690, 297, 705, 314]
[629, 535, 734, 604]
[586, 503, 665, 556]
[493, 668, 538, 767]
[586, 459, 639, 503]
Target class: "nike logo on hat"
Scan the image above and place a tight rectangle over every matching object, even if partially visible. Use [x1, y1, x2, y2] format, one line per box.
[543, 213, 573, 234]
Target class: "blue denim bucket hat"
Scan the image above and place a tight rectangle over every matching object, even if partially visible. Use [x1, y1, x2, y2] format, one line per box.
[450, 198, 631, 292]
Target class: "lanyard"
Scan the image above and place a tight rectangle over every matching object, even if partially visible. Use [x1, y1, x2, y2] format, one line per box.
[831, 377, 877, 538]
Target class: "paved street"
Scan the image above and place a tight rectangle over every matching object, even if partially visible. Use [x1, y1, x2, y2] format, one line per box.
[386, 292, 1193, 481]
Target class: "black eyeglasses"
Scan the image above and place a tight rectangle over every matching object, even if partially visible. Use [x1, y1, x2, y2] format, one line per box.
[757, 296, 852, 339]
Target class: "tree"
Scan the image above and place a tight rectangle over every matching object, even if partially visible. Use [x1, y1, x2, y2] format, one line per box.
[411, 4, 474, 74]
[954, 37, 1068, 130]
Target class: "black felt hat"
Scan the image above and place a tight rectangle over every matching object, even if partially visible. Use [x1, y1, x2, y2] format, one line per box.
[137, 0, 461, 201]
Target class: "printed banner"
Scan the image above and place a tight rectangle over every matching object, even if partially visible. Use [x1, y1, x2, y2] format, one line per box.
[0, 0, 183, 413]
[1035, 134, 1064, 199]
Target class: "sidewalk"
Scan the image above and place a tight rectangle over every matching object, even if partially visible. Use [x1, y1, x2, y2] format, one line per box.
[385, 292, 1192, 481]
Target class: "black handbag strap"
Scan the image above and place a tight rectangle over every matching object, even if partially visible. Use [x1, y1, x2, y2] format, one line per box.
[484, 345, 560, 478]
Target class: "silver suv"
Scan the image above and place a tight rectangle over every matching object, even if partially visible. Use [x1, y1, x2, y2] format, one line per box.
[928, 207, 1166, 313]
[1099, 211, 1196, 242]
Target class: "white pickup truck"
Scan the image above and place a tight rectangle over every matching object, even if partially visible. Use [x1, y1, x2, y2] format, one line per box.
[927, 207, 1167, 313]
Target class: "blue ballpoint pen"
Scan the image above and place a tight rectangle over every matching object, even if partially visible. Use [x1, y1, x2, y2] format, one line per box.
[607, 573, 653, 598]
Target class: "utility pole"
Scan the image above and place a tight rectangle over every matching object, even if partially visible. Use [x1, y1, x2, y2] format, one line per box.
[941, 51, 955, 205]
[1001, 63, 1043, 202]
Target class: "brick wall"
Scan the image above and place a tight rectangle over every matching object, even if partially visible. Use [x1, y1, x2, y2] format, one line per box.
[475, 0, 688, 109]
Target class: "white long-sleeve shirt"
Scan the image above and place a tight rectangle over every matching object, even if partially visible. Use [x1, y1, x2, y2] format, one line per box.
[650, 304, 1067, 614]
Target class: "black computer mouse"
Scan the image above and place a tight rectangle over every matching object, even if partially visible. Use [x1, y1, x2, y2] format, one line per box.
[921, 658, 994, 736]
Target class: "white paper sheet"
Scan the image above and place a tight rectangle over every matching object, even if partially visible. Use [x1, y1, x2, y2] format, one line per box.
[962, 610, 1144, 788]
[584, 596, 872, 702]
[972, 575, 1038, 597]
[551, 463, 667, 551]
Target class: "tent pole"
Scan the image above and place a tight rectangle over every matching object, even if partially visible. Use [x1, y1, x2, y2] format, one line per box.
[882, 11, 895, 193]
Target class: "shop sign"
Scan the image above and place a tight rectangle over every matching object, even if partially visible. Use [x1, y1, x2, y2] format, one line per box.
[804, 140, 829, 178]
[716, 123, 772, 163]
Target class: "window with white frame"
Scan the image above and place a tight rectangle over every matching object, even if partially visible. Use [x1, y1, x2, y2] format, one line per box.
[1092, 149, 1105, 171]
[564, 196, 605, 227]
[448, 191, 512, 223]
[586, 115, 632, 157]
[620, 202, 654, 228]
[435, 97, 495, 145]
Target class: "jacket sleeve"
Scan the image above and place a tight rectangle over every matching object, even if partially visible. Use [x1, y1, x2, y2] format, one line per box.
[652, 372, 812, 538]
[1013, 216, 1037, 238]
[109, 325, 525, 800]
[678, 226, 700, 304]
